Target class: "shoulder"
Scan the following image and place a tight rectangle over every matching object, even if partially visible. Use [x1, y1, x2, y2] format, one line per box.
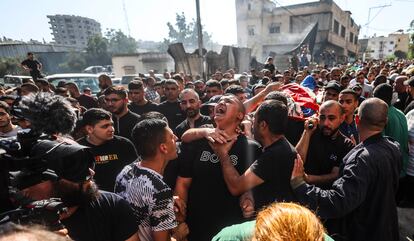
[111, 135, 135, 147]
[126, 111, 140, 120]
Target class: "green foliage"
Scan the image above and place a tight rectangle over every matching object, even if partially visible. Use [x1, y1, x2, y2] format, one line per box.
[0, 57, 24, 77]
[85, 35, 111, 66]
[161, 12, 216, 51]
[394, 50, 407, 59]
[58, 52, 87, 73]
[105, 29, 138, 54]
[385, 54, 396, 62]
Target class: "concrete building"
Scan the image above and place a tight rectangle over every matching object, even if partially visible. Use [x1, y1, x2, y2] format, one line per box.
[47, 15, 101, 49]
[360, 31, 410, 60]
[235, 0, 360, 64]
[112, 53, 174, 78]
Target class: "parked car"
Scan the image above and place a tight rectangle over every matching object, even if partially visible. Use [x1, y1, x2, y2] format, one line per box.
[121, 75, 139, 86]
[46, 73, 100, 95]
[2, 75, 33, 87]
[83, 66, 105, 74]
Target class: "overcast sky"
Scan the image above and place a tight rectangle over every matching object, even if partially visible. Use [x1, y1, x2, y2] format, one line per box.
[1, 0, 413, 45]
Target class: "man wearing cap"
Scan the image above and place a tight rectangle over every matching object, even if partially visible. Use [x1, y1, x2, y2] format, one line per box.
[175, 89, 212, 140]
[322, 81, 341, 102]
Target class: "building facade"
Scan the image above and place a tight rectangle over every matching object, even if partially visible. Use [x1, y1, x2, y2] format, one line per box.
[47, 15, 101, 49]
[112, 53, 174, 78]
[361, 31, 410, 60]
[235, 0, 360, 63]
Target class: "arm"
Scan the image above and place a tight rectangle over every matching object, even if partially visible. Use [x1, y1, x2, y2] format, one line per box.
[239, 191, 255, 218]
[125, 232, 140, 241]
[153, 230, 171, 241]
[214, 143, 264, 196]
[243, 82, 282, 113]
[295, 119, 317, 164]
[305, 167, 339, 185]
[174, 177, 192, 204]
[181, 128, 229, 144]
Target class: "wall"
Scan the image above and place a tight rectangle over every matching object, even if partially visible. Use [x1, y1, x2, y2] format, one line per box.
[112, 53, 174, 77]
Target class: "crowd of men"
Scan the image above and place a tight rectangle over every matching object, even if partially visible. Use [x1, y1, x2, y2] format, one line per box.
[0, 54, 413, 241]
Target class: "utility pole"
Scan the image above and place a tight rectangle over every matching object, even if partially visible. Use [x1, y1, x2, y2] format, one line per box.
[122, 0, 131, 36]
[195, 0, 204, 79]
[365, 4, 391, 37]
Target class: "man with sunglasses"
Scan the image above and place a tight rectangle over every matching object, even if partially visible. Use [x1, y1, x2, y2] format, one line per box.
[78, 108, 137, 192]
[103, 86, 140, 141]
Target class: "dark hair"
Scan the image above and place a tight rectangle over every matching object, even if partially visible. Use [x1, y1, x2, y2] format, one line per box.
[21, 83, 39, 93]
[103, 86, 127, 99]
[164, 79, 179, 87]
[128, 80, 144, 90]
[82, 108, 112, 126]
[225, 85, 245, 95]
[138, 111, 167, 122]
[264, 91, 288, 105]
[54, 87, 68, 95]
[0, 101, 10, 114]
[256, 100, 288, 135]
[172, 74, 184, 82]
[206, 80, 222, 90]
[339, 89, 358, 101]
[27, 52, 33, 56]
[132, 119, 168, 159]
[373, 83, 393, 106]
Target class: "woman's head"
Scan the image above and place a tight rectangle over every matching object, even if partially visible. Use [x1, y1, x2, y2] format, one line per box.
[254, 202, 325, 241]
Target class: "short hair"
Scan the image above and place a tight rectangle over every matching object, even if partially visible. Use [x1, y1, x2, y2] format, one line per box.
[98, 74, 111, 82]
[103, 86, 127, 99]
[358, 97, 388, 131]
[35, 79, 49, 86]
[254, 202, 325, 241]
[21, 83, 39, 93]
[54, 87, 68, 95]
[373, 83, 393, 106]
[225, 85, 245, 95]
[128, 80, 144, 90]
[131, 119, 168, 159]
[138, 111, 167, 123]
[205, 80, 222, 90]
[339, 89, 358, 101]
[179, 88, 199, 100]
[27, 52, 33, 56]
[0, 101, 10, 114]
[256, 100, 288, 135]
[0, 223, 70, 241]
[373, 75, 387, 88]
[82, 108, 112, 126]
[320, 100, 345, 115]
[164, 79, 179, 87]
[172, 74, 184, 82]
[264, 91, 288, 105]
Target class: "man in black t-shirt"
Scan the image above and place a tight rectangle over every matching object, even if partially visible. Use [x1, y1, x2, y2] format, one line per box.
[175, 94, 261, 241]
[20, 52, 43, 80]
[210, 99, 297, 211]
[157, 79, 185, 130]
[103, 86, 140, 141]
[78, 108, 137, 192]
[296, 100, 354, 189]
[128, 80, 158, 115]
[175, 89, 212, 139]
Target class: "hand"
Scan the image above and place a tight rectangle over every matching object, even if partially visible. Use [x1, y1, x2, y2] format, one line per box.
[240, 197, 255, 218]
[204, 128, 230, 144]
[240, 120, 253, 138]
[264, 81, 282, 93]
[173, 196, 187, 222]
[291, 154, 305, 180]
[209, 136, 237, 156]
[304, 117, 318, 133]
[172, 222, 189, 241]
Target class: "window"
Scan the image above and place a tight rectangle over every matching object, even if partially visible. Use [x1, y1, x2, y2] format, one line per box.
[341, 25, 346, 38]
[390, 41, 394, 44]
[388, 50, 392, 52]
[349, 32, 354, 43]
[248, 26, 255, 36]
[354, 35, 358, 44]
[333, 20, 339, 34]
[398, 38, 401, 42]
[269, 23, 280, 34]
[248, 3, 251, 10]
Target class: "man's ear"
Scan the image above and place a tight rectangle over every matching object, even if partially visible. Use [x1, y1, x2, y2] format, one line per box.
[85, 125, 93, 134]
[237, 112, 245, 121]
[159, 143, 168, 155]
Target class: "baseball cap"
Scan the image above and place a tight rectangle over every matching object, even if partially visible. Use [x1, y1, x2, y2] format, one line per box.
[325, 81, 342, 93]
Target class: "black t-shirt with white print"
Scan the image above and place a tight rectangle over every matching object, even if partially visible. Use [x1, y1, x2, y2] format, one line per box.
[179, 135, 261, 241]
[115, 162, 177, 241]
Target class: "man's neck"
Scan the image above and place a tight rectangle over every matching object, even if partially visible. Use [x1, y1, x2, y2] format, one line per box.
[86, 135, 106, 146]
[133, 99, 148, 106]
[167, 99, 178, 103]
[261, 134, 284, 149]
[114, 109, 128, 118]
[139, 156, 167, 175]
[218, 124, 240, 139]
[359, 129, 381, 142]
[0, 124, 14, 134]
[187, 113, 201, 128]
[345, 114, 354, 124]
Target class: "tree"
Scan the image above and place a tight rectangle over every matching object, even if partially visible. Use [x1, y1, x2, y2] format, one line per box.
[105, 29, 138, 54]
[161, 12, 217, 51]
[394, 50, 407, 59]
[0, 57, 24, 77]
[58, 52, 87, 73]
[85, 35, 111, 65]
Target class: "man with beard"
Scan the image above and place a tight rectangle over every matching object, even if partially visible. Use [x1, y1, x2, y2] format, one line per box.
[175, 89, 212, 140]
[157, 80, 185, 130]
[77, 108, 137, 192]
[0, 101, 21, 137]
[209, 99, 298, 211]
[103, 86, 140, 141]
[296, 100, 354, 188]
[97, 74, 113, 97]
[175, 94, 261, 241]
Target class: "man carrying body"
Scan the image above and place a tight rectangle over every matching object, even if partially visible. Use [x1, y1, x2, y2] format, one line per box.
[175, 89, 212, 139]
[103, 86, 140, 141]
[20, 52, 43, 81]
[291, 98, 401, 241]
[128, 80, 158, 115]
[115, 119, 187, 241]
[78, 108, 137, 192]
[296, 101, 354, 188]
[175, 94, 261, 241]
